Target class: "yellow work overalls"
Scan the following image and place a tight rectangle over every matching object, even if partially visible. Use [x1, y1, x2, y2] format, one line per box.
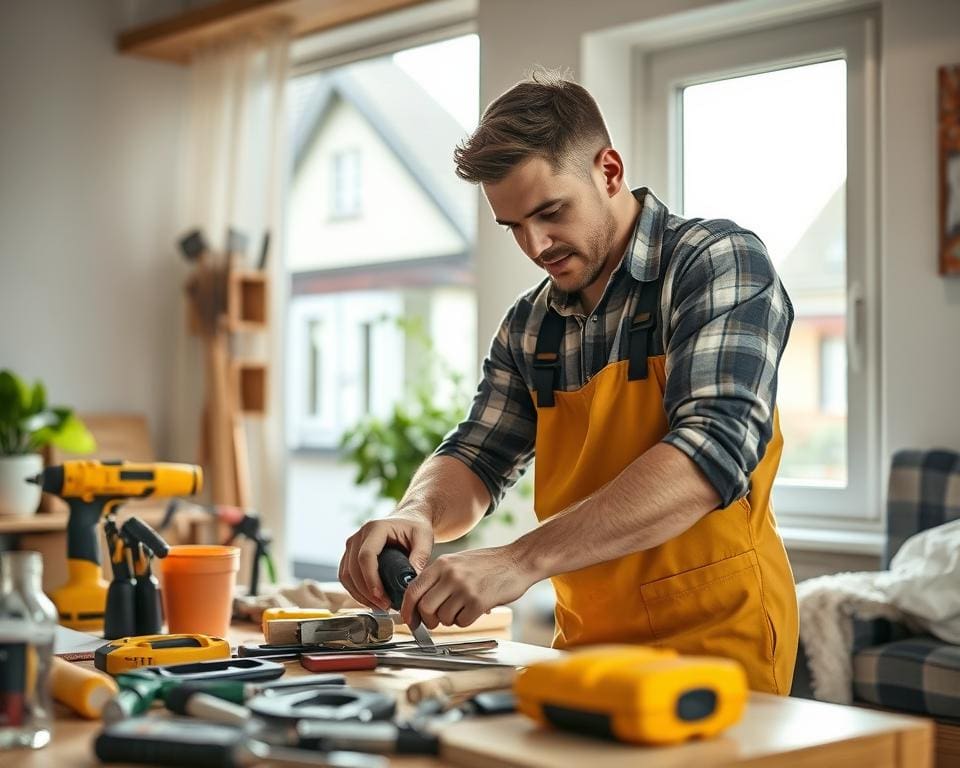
[531, 222, 798, 694]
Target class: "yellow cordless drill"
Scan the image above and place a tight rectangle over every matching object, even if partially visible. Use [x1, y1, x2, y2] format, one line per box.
[30, 460, 202, 631]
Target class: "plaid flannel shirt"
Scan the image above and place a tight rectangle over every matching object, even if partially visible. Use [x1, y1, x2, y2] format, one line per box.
[435, 187, 794, 512]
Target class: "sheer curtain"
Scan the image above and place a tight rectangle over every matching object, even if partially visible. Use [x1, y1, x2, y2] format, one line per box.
[172, 26, 292, 580]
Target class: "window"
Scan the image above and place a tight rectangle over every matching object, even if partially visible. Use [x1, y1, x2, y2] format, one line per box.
[284, 31, 479, 571]
[330, 149, 362, 219]
[641, 10, 879, 522]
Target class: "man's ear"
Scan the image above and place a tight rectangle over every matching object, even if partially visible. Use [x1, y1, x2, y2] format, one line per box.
[594, 147, 625, 197]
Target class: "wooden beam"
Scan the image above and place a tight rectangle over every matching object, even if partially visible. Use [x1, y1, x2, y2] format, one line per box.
[117, 0, 434, 64]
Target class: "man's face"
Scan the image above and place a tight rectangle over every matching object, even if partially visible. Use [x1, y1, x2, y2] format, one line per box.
[483, 156, 618, 296]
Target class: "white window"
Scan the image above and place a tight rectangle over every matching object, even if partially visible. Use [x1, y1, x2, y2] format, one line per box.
[641, 10, 880, 523]
[330, 149, 362, 219]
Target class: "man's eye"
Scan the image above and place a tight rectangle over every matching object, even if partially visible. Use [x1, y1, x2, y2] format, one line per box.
[541, 208, 561, 220]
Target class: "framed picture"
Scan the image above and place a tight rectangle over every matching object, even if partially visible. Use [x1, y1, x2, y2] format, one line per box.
[940, 64, 960, 275]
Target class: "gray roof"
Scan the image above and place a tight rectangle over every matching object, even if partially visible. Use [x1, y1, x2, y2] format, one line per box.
[289, 58, 476, 241]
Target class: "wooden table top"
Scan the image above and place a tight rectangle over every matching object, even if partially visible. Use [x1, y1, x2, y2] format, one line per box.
[14, 624, 934, 768]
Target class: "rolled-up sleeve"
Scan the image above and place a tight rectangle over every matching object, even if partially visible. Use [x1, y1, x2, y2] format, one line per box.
[434, 306, 537, 513]
[660, 229, 794, 508]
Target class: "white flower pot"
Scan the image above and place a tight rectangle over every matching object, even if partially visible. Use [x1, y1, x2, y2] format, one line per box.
[0, 454, 43, 516]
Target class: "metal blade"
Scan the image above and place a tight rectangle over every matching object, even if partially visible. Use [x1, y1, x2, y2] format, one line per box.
[410, 621, 437, 654]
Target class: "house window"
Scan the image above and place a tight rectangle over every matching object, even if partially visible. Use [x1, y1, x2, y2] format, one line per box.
[642, 10, 880, 521]
[330, 149, 362, 219]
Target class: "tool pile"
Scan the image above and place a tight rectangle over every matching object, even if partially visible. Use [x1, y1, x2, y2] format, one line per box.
[52, 546, 750, 766]
[75, 547, 517, 767]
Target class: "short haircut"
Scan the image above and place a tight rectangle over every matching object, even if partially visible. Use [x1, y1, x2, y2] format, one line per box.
[454, 68, 612, 184]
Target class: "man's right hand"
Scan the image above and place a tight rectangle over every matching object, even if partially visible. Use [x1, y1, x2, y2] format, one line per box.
[337, 514, 434, 611]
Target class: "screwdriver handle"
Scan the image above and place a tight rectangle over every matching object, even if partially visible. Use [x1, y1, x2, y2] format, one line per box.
[377, 547, 416, 610]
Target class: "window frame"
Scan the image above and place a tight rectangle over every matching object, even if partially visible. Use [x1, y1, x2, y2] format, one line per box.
[637, 9, 881, 525]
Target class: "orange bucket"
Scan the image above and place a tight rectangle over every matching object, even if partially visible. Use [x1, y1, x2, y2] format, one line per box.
[159, 545, 240, 637]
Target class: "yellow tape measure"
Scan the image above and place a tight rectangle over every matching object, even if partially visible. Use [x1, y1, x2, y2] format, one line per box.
[514, 645, 748, 745]
[94, 634, 230, 675]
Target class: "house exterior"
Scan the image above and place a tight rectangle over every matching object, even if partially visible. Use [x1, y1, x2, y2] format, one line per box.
[284, 57, 478, 572]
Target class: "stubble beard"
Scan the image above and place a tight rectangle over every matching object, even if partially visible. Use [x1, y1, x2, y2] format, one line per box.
[552, 205, 618, 296]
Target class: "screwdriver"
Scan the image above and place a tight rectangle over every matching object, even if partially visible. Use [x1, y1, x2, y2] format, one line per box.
[376, 547, 437, 653]
[165, 673, 346, 712]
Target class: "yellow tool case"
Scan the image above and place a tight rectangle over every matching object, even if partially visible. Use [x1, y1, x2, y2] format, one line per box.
[514, 645, 748, 745]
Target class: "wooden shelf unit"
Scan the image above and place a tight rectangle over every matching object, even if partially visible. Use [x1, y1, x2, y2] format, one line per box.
[233, 360, 268, 415]
[228, 270, 268, 331]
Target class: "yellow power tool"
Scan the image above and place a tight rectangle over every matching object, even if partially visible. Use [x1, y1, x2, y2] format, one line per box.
[31, 460, 202, 631]
[514, 645, 748, 745]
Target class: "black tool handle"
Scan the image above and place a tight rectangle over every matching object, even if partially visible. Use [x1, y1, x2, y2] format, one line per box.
[377, 547, 416, 611]
[122, 517, 170, 558]
[66, 498, 108, 567]
[95, 718, 242, 766]
[134, 571, 164, 635]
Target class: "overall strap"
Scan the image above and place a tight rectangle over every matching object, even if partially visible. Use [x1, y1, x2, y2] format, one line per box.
[627, 218, 703, 381]
[532, 309, 565, 408]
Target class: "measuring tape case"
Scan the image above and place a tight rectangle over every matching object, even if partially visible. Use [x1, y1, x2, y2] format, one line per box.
[514, 645, 748, 745]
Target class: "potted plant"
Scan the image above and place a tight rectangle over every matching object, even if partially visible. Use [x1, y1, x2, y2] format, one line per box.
[0, 370, 96, 516]
[339, 317, 519, 549]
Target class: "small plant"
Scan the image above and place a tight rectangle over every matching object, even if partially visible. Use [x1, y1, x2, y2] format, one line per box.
[339, 316, 517, 540]
[0, 370, 96, 457]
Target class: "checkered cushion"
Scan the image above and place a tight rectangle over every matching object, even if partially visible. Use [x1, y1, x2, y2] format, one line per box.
[854, 637, 960, 719]
[885, 449, 960, 567]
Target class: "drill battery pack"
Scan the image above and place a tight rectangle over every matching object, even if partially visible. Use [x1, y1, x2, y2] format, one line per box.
[514, 645, 748, 745]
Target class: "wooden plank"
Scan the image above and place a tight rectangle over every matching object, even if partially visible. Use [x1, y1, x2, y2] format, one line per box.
[117, 0, 434, 64]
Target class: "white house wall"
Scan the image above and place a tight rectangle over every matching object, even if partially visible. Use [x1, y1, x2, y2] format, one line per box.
[287, 96, 465, 272]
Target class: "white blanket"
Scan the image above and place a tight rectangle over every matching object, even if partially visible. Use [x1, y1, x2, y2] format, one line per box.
[797, 518, 960, 703]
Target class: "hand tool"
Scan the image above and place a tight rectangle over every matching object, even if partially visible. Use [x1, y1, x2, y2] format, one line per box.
[104, 516, 171, 639]
[49, 656, 119, 719]
[301, 649, 511, 673]
[514, 644, 749, 745]
[377, 546, 436, 652]
[94, 633, 230, 675]
[123, 516, 170, 636]
[265, 613, 394, 648]
[247, 687, 396, 724]
[410, 689, 517, 727]
[30, 459, 202, 631]
[404, 666, 518, 704]
[102, 657, 285, 722]
[165, 674, 346, 711]
[261, 608, 334, 636]
[94, 717, 388, 767]
[238, 637, 499, 659]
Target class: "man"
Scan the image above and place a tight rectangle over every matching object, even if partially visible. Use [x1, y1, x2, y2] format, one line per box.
[339, 71, 798, 694]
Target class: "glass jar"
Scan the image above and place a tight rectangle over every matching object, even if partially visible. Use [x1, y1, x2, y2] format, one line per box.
[0, 551, 55, 749]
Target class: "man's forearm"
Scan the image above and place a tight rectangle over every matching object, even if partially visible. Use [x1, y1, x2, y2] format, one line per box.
[511, 442, 722, 580]
[393, 455, 491, 543]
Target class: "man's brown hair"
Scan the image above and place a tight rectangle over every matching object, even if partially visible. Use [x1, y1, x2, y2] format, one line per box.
[454, 69, 612, 184]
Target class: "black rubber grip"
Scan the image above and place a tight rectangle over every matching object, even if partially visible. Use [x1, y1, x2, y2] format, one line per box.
[67, 498, 108, 566]
[122, 517, 170, 558]
[377, 547, 416, 610]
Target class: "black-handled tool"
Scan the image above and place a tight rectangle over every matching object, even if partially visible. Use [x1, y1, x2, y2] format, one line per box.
[376, 547, 437, 653]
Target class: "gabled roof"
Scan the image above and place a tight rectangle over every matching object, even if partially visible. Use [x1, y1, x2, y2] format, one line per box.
[289, 58, 476, 242]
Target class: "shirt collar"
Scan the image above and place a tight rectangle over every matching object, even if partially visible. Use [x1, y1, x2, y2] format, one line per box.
[546, 187, 669, 315]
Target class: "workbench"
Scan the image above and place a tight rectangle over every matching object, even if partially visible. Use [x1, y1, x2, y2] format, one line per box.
[17, 624, 934, 768]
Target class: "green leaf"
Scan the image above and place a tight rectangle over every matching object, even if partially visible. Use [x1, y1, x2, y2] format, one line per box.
[0, 371, 22, 424]
[25, 381, 46, 417]
[47, 414, 97, 454]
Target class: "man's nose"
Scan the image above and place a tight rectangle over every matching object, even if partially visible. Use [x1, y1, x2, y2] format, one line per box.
[522, 224, 552, 260]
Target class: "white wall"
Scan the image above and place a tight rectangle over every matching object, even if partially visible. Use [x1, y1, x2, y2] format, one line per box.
[0, 0, 186, 457]
[473, 0, 960, 523]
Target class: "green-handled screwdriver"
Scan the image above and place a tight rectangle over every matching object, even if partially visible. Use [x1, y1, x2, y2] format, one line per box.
[165, 673, 346, 711]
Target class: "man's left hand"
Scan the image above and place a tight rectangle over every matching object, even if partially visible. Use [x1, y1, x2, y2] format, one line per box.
[401, 545, 537, 630]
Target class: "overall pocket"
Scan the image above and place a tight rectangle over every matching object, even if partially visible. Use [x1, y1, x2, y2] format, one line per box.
[640, 549, 778, 692]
